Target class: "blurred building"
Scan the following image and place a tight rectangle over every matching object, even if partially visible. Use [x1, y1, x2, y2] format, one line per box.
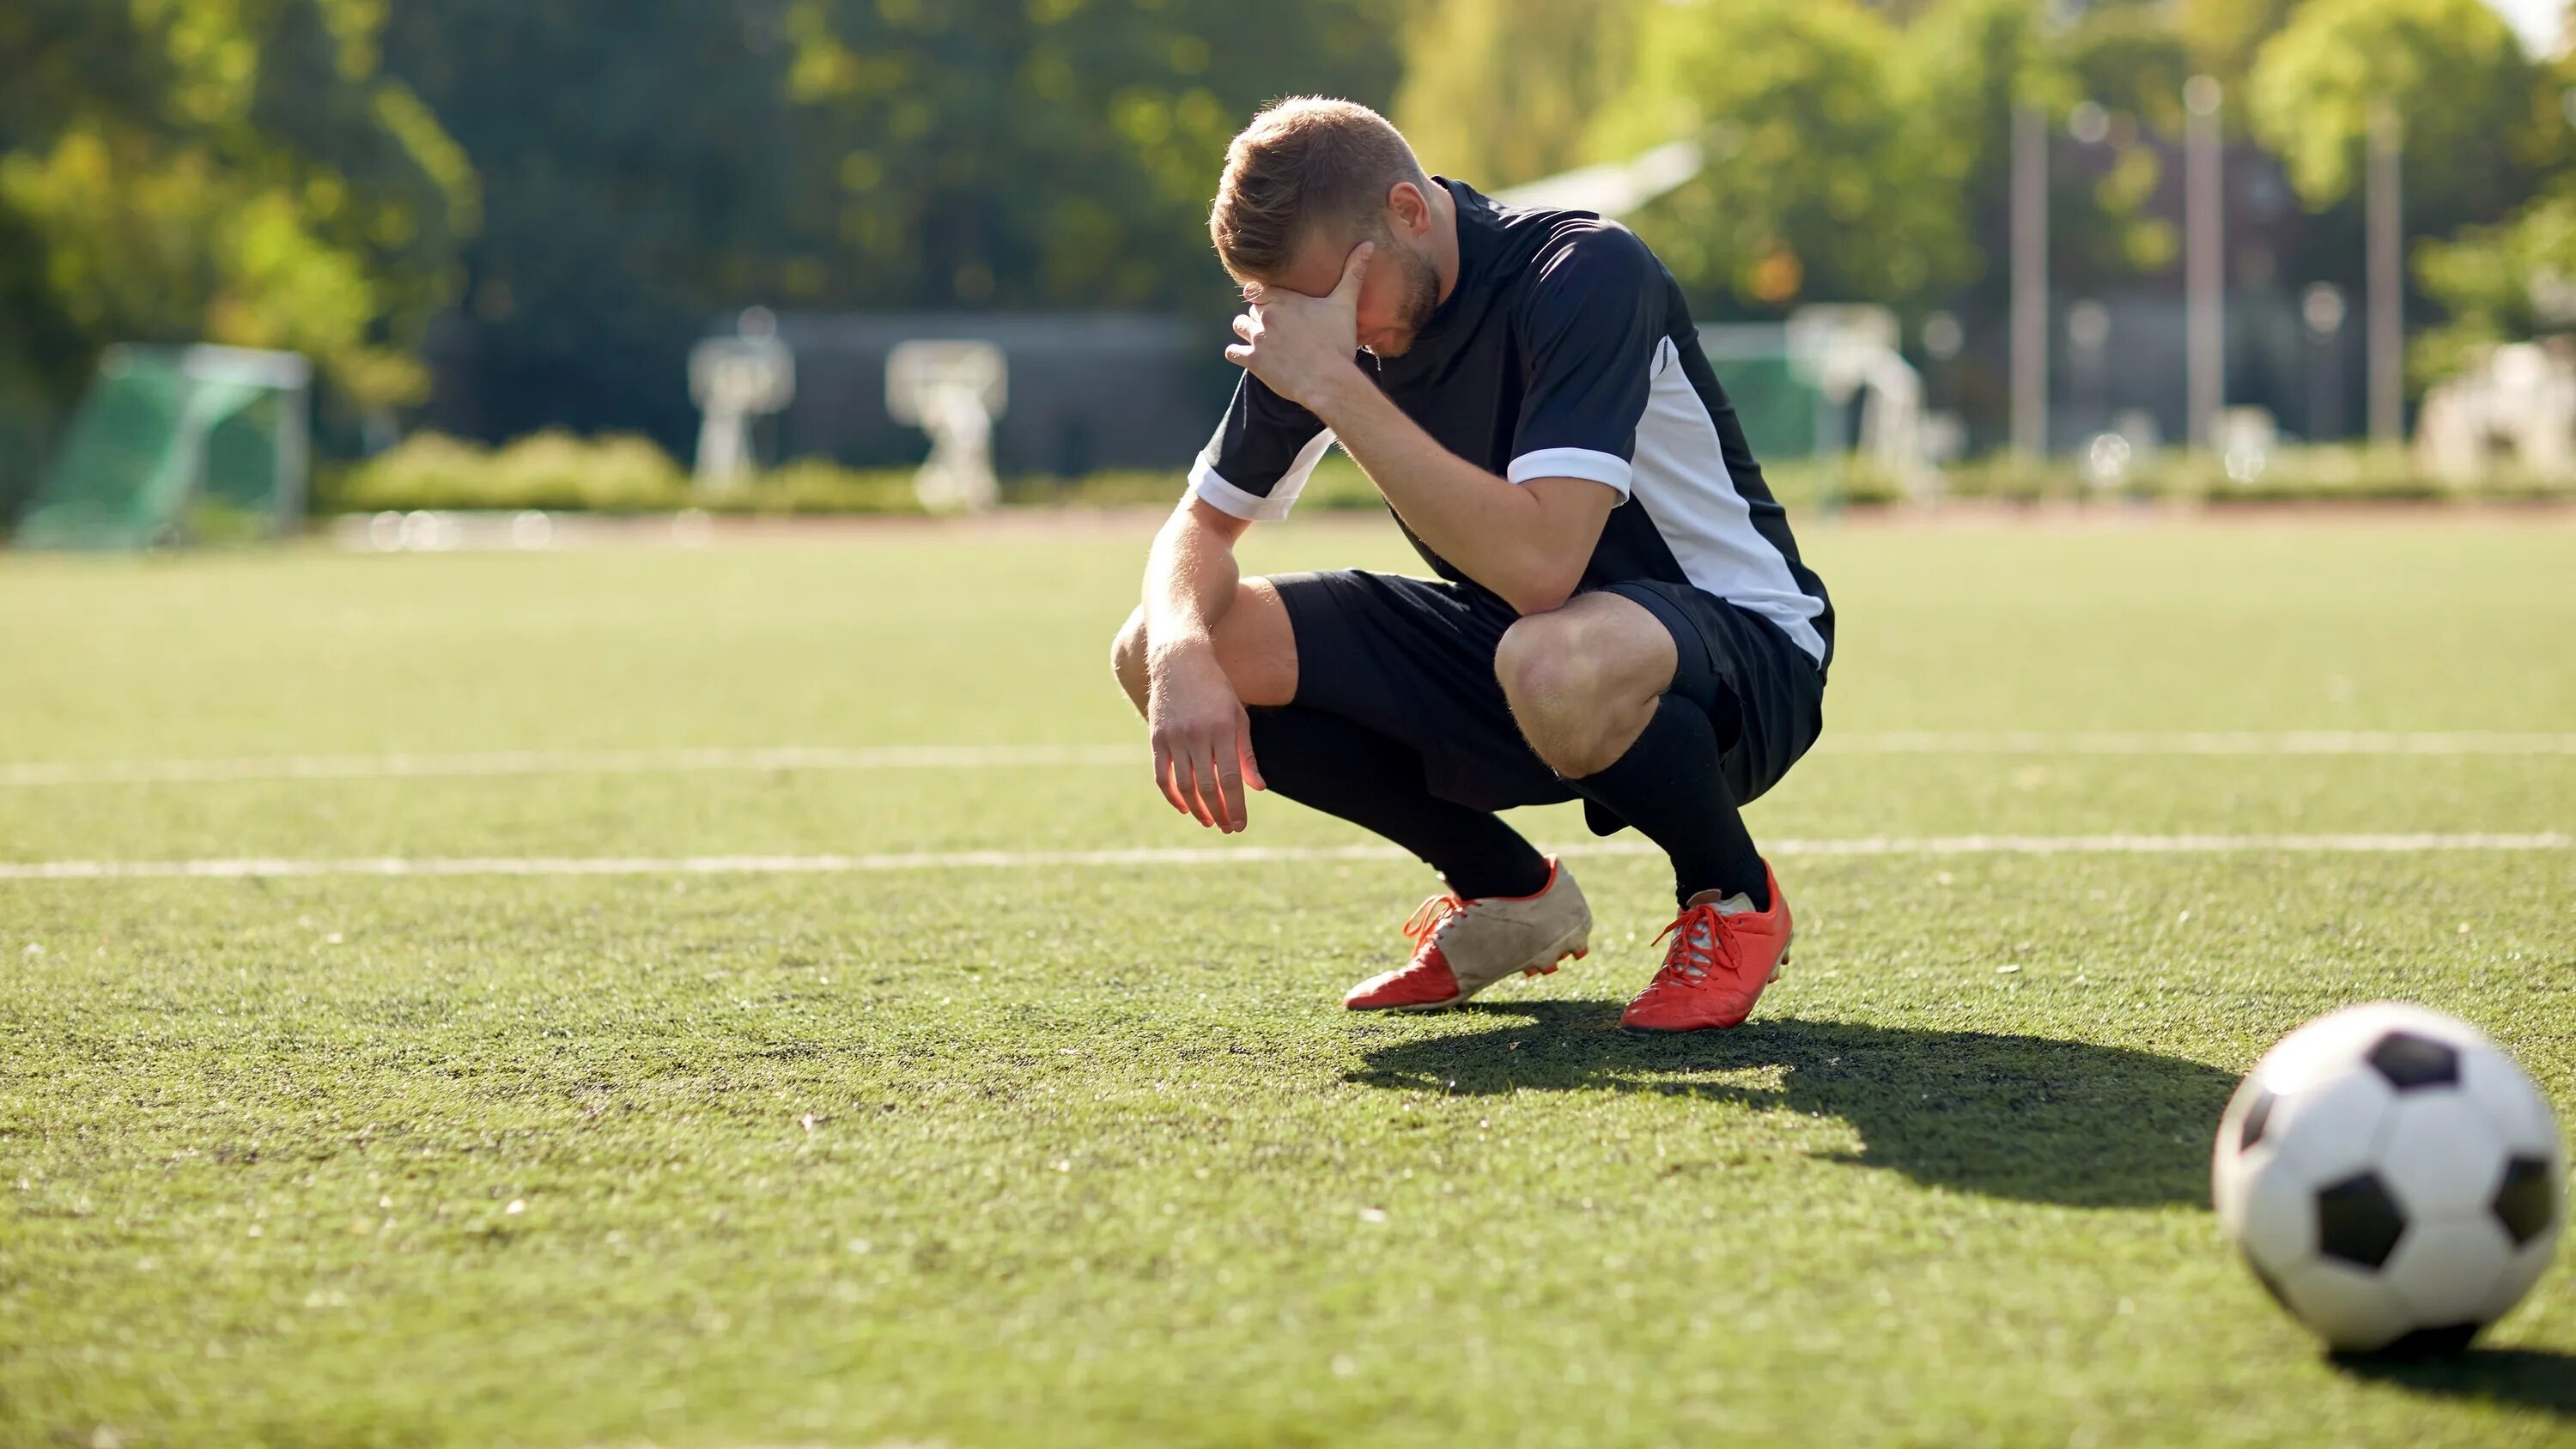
[739, 312, 1233, 477]
[1929, 130, 2369, 456]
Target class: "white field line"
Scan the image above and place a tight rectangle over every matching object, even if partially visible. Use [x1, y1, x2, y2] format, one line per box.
[3, 732, 2573, 787]
[3, 834, 2566, 881]
[1824, 731, 2576, 756]
[0, 744, 1138, 786]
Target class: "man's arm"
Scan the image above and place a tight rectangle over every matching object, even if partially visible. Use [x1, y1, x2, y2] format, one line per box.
[1227, 241, 1619, 615]
[1139, 497, 1265, 833]
[1306, 374, 1613, 615]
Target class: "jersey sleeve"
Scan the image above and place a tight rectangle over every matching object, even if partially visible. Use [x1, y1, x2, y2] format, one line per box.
[1187, 372, 1336, 522]
[1507, 226, 1663, 500]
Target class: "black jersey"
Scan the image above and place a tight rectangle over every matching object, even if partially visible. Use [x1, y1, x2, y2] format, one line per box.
[1188, 178, 1833, 668]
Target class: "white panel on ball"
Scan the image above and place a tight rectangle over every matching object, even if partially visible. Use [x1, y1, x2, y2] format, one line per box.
[2234, 1155, 2318, 1272]
[2381, 1216, 2515, 1326]
[2263, 1070, 2397, 1185]
[2459, 1042, 2565, 1159]
[2488, 1225, 2562, 1324]
[2377, 1093, 2511, 1220]
[2278, 1259, 2413, 1353]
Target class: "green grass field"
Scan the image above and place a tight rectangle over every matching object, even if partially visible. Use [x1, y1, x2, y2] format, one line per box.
[5, 514, 2574, 1447]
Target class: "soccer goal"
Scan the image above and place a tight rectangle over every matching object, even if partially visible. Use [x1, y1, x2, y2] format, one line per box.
[14, 344, 311, 549]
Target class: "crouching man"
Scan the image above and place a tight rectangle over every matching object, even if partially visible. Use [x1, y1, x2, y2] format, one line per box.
[1112, 98, 1832, 1032]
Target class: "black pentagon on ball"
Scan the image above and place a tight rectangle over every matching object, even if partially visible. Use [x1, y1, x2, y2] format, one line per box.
[2239, 1086, 2278, 1151]
[2315, 1173, 2408, 1269]
[2366, 1031, 2460, 1091]
[2494, 1155, 2557, 1247]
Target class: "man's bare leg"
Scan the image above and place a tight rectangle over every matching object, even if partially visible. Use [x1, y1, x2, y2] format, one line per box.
[1495, 590, 1767, 911]
[1109, 575, 1548, 901]
[1111, 578, 1297, 716]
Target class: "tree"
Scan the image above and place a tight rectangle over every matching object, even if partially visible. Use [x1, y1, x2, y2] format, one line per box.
[1392, 0, 1649, 188]
[2247, 0, 2553, 237]
[1584, 0, 1973, 312]
[2173, 0, 2306, 88]
[380, 0, 1401, 447]
[2412, 186, 2576, 383]
[0, 0, 474, 412]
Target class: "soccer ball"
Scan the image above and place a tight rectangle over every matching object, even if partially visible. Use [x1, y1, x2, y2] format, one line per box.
[2212, 1002, 2564, 1355]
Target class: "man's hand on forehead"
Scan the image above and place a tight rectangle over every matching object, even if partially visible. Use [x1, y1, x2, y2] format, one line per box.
[1225, 240, 1371, 413]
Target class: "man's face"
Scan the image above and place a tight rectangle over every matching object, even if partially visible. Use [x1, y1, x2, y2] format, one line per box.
[1259, 215, 1442, 357]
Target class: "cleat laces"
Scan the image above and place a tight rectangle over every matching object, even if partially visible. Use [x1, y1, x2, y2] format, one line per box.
[1400, 894, 1467, 964]
[1648, 903, 1741, 990]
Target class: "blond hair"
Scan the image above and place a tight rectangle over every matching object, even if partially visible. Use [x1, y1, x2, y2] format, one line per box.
[1208, 97, 1431, 282]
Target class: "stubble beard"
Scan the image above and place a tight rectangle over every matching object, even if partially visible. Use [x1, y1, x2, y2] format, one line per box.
[1363, 246, 1443, 359]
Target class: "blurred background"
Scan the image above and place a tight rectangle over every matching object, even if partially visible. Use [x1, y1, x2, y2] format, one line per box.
[5, 0, 2575, 546]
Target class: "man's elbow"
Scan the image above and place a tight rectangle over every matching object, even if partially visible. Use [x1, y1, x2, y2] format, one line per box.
[1499, 556, 1587, 616]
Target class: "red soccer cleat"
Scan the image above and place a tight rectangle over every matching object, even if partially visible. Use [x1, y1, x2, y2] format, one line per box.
[1619, 862, 1792, 1034]
[1343, 858, 1592, 1012]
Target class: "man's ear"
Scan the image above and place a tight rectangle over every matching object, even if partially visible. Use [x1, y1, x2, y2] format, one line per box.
[1386, 180, 1431, 240]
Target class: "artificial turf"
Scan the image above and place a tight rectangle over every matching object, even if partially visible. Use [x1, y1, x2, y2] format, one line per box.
[3, 514, 2573, 1446]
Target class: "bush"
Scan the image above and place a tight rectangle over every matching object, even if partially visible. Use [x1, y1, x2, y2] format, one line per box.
[318, 431, 2572, 518]
[704, 460, 923, 516]
[330, 431, 690, 512]
[1917, 445, 2571, 507]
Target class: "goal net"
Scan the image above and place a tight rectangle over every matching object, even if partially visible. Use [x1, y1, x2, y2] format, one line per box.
[15, 345, 310, 549]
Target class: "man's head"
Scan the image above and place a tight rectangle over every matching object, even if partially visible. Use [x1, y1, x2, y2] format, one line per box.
[1209, 97, 1445, 357]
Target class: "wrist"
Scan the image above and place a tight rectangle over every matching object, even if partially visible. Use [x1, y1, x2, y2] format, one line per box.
[1305, 362, 1374, 428]
[1147, 631, 1216, 672]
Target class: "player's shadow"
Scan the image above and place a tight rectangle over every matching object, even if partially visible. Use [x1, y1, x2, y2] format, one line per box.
[2332, 1347, 2576, 1417]
[1345, 1003, 2237, 1208]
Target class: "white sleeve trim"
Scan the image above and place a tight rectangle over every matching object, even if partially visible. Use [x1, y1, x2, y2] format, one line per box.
[1508, 446, 1633, 498]
[1187, 430, 1336, 522]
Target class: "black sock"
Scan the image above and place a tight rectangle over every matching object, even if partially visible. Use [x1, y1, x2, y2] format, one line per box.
[1566, 694, 1767, 908]
[1247, 705, 1551, 900]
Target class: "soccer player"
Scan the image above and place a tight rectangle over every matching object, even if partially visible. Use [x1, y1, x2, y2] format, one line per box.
[1110, 98, 1832, 1033]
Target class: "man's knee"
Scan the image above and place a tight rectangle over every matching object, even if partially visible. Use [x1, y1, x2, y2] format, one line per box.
[1494, 609, 1601, 714]
[1496, 601, 1664, 776]
[1111, 605, 1150, 712]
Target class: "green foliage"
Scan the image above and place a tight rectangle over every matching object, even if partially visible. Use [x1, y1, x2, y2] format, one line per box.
[325, 435, 1388, 518]
[1392, 0, 1649, 186]
[2173, 0, 2308, 88]
[376, 0, 1401, 446]
[1588, 0, 1975, 311]
[747, 458, 931, 516]
[776, 0, 1399, 311]
[2247, 0, 2550, 233]
[2413, 187, 2576, 383]
[1577, 0, 2196, 314]
[1930, 442, 2572, 504]
[328, 431, 690, 513]
[0, 0, 475, 412]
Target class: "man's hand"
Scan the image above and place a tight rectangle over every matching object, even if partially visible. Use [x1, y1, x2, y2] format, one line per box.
[1225, 241, 1371, 412]
[1145, 640, 1266, 833]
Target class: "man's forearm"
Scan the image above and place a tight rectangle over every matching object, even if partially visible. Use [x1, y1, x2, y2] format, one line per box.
[1143, 500, 1244, 658]
[1310, 372, 1580, 614]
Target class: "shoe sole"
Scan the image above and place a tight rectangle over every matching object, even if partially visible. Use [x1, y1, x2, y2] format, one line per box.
[1617, 937, 1791, 1035]
[1358, 929, 1592, 1014]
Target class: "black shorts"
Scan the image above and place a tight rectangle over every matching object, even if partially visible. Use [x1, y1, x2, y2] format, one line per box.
[1271, 569, 1826, 818]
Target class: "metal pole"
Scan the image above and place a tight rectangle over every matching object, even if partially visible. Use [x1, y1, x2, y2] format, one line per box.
[2366, 102, 2403, 446]
[2010, 104, 2048, 459]
[276, 368, 313, 537]
[2184, 76, 2225, 452]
